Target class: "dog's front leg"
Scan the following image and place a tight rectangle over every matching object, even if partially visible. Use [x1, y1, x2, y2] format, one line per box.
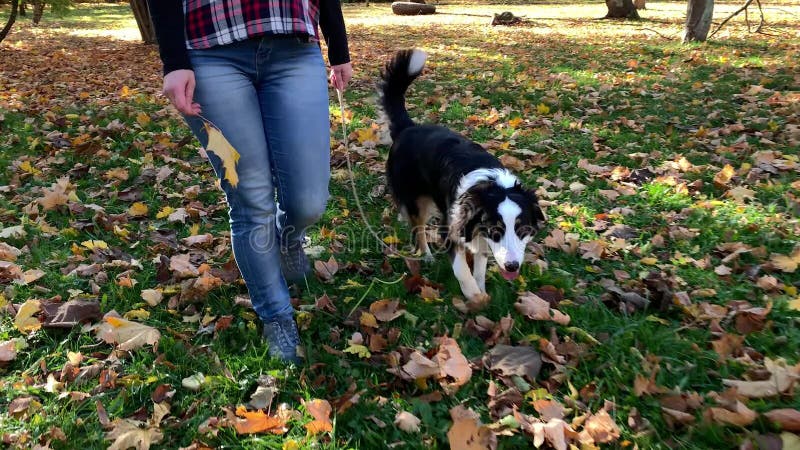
[452, 247, 486, 304]
[473, 252, 488, 293]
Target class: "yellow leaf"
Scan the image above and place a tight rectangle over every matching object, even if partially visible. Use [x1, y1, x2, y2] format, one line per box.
[536, 103, 550, 115]
[343, 344, 371, 359]
[713, 164, 735, 187]
[640, 257, 658, 266]
[360, 312, 379, 328]
[189, 223, 201, 236]
[204, 122, 241, 188]
[508, 117, 523, 128]
[788, 298, 800, 312]
[113, 225, 130, 239]
[14, 299, 42, 333]
[156, 206, 175, 219]
[283, 440, 301, 450]
[123, 309, 150, 321]
[119, 85, 131, 97]
[136, 112, 151, 126]
[383, 235, 400, 245]
[128, 202, 149, 217]
[355, 126, 379, 144]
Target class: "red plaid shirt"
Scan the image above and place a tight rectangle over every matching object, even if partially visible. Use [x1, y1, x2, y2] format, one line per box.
[184, 0, 321, 49]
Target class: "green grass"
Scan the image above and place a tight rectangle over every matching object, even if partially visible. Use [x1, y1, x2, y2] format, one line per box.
[1, 2, 800, 449]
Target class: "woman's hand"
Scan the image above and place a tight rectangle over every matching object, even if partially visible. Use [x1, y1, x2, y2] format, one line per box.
[163, 69, 202, 116]
[329, 62, 353, 92]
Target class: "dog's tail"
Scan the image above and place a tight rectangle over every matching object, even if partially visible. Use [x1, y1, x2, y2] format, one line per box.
[380, 49, 427, 140]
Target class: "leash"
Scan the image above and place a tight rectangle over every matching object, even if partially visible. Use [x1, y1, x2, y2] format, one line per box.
[335, 89, 423, 261]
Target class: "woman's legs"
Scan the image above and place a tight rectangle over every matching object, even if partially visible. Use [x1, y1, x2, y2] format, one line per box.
[184, 39, 300, 361]
[255, 37, 331, 282]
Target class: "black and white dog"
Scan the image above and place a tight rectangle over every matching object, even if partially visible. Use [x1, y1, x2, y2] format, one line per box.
[380, 49, 545, 305]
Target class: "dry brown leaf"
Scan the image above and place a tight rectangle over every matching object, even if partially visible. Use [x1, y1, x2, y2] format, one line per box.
[482, 345, 542, 382]
[447, 405, 497, 450]
[169, 254, 199, 278]
[314, 256, 339, 282]
[722, 358, 799, 398]
[420, 285, 440, 301]
[141, 289, 163, 307]
[369, 299, 404, 322]
[398, 351, 440, 380]
[95, 313, 161, 351]
[764, 409, 800, 432]
[704, 402, 757, 427]
[583, 409, 621, 444]
[304, 399, 333, 434]
[105, 419, 163, 450]
[514, 292, 570, 325]
[394, 411, 421, 433]
[435, 336, 472, 393]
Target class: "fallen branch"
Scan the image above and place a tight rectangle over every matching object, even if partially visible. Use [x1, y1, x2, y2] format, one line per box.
[709, 0, 757, 38]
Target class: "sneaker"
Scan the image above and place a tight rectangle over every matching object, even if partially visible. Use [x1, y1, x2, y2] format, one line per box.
[262, 316, 301, 364]
[280, 239, 311, 284]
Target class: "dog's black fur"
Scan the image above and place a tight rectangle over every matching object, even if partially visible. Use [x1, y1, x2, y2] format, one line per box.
[380, 49, 545, 304]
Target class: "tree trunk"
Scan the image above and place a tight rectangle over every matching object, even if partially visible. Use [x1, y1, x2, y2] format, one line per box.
[19, 0, 26, 16]
[683, 0, 714, 42]
[634, 0, 646, 10]
[605, 0, 640, 19]
[32, 0, 44, 25]
[129, 0, 157, 44]
[0, 0, 20, 43]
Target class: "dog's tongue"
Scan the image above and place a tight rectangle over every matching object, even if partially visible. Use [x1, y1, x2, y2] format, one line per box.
[500, 269, 520, 280]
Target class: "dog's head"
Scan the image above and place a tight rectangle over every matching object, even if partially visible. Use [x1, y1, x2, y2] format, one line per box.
[450, 172, 545, 279]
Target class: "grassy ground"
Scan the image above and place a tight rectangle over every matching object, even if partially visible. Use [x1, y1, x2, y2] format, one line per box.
[1, 2, 799, 449]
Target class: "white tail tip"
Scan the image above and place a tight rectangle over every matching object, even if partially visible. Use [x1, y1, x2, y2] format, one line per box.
[407, 49, 427, 76]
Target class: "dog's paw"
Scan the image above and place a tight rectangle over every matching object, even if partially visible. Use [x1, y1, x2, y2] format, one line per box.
[465, 292, 490, 312]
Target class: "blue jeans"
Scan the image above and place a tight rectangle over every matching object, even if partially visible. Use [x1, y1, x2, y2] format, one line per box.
[184, 36, 330, 322]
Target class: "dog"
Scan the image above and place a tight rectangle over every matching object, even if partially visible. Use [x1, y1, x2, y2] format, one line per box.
[380, 49, 545, 306]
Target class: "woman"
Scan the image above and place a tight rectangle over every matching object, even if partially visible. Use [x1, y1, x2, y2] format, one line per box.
[146, 0, 352, 363]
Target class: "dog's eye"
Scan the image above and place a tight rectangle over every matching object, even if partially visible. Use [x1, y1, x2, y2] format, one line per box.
[489, 226, 504, 242]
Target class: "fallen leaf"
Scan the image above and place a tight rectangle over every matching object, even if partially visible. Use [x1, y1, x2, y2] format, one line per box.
[14, 299, 42, 333]
[314, 256, 338, 282]
[233, 406, 287, 435]
[722, 358, 799, 398]
[181, 373, 206, 391]
[583, 409, 621, 444]
[395, 411, 421, 433]
[304, 399, 333, 434]
[763, 409, 800, 432]
[128, 202, 149, 217]
[95, 313, 161, 351]
[435, 336, 472, 393]
[515, 292, 570, 325]
[105, 419, 163, 450]
[141, 289, 163, 307]
[369, 299, 404, 322]
[713, 164, 735, 187]
[204, 122, 241, 187]
[483, 345, 542, 383]
[447, 405, 497, 450]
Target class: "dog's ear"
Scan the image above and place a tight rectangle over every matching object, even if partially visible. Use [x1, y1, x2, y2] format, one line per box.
[526, 188, 547, 230]
[449, 190, 483, 242]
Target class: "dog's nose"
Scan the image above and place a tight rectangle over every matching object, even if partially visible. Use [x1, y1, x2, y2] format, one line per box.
[504, 261, 520, 272]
